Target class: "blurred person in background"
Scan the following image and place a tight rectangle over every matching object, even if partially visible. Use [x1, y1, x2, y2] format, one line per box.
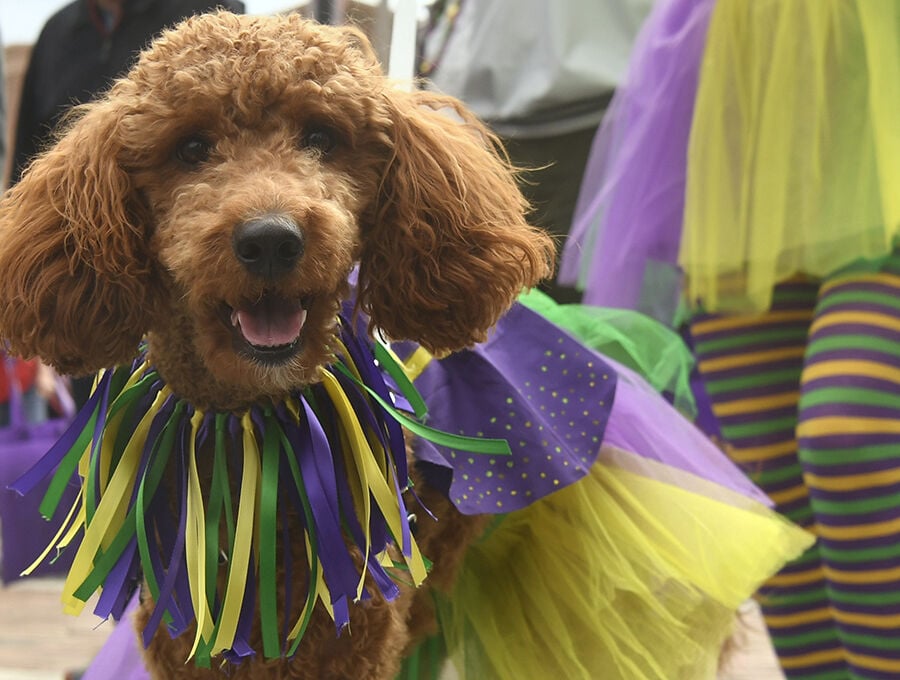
[10, 0, 245, 408]
[1, 25, 50, 425]
[11, 0, 245, 186]
[1, 25, 5, 176]
[420, 0, 655, 303]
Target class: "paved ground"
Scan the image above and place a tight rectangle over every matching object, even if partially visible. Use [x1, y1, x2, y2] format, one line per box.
[0, 576, 784, 680]
[0, 577, 112, 680]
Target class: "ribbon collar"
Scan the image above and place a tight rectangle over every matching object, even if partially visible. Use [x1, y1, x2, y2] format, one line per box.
[12, 315, 508, 666]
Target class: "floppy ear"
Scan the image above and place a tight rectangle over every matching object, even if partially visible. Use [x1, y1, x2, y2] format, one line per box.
[357, 90, 555, 353]
[0, 99, 159, 375]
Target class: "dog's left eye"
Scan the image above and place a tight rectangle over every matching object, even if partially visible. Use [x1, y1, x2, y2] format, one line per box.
[176, 136, 212, 165]
[301, 126, 338, 155]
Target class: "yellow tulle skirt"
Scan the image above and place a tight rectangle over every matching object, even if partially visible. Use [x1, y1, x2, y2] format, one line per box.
[680, 0, 900, 313]
[436, 446, 812, 680]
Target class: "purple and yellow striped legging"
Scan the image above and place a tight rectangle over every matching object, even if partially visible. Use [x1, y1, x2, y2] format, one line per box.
[692, 265, 900, 679]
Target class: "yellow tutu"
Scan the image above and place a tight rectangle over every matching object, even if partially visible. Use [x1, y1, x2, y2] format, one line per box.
[436, 446, 812, 680]
[680, 0, 900, 313]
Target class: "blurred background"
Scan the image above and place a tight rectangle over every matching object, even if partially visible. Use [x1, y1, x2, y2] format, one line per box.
[1, 0, 422, 186]
[0, 1, 784, 678]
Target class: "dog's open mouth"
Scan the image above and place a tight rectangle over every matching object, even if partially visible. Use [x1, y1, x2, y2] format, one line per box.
[225, 293, 309, 364]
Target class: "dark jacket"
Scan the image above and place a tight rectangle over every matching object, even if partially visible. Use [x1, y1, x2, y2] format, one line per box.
[11, 0, 245, 183]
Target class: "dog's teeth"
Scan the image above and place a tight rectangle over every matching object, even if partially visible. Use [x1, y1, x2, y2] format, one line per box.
[230, 310, 240, 327]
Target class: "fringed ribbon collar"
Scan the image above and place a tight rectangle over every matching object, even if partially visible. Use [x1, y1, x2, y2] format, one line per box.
[12, 315, 510, 666]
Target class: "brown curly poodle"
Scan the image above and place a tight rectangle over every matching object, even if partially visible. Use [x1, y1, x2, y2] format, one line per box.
[0, 11, 553, 679]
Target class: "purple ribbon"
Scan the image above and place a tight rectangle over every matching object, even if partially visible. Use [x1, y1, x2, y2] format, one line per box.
[9, 370, 112, 495]
[94, 538, 139, 620]
[282, 401, 360, 611]
[143, 416, 191, 646]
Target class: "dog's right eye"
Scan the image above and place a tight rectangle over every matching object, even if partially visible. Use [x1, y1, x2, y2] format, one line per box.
[300, 126, 338, 155]
[176, 136, 212, 166]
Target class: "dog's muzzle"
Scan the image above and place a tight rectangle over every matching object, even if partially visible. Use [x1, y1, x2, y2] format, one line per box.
[232, 214, 304, 280]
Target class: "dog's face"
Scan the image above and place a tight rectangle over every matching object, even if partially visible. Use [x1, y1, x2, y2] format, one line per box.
[0, 12, 553, 410]
[124, 15, 390, 402]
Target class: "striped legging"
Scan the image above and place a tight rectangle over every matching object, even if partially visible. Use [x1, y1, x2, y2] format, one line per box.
[691, 263, 900, 679]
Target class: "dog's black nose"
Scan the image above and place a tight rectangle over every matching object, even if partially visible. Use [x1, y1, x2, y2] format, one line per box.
[232, 215, 304, 280]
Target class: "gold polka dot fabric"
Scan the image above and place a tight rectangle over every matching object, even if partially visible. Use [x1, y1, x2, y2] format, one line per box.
[410, 303, 617, 514]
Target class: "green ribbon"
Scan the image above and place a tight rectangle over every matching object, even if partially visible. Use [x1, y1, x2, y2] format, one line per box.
[334, 363, 512, 456]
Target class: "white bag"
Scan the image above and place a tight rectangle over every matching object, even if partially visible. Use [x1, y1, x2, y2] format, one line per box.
[423, 0, 654, 136]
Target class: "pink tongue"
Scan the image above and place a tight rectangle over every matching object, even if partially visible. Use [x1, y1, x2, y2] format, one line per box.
[235, 301, 307, 348]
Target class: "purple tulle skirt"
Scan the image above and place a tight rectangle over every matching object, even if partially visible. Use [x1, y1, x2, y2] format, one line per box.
[558, 0, 715, 324]
[82, 595, 149, 680]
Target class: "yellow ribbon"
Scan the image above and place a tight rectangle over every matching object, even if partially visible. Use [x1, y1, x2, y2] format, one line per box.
[186, 410, 214, 658]
[62, 386, 168, 614]
[398, 345, 434, 382]
[320, 371, 427, 591]
[20, 487, 84, 578]
[209, 412, 260, 656]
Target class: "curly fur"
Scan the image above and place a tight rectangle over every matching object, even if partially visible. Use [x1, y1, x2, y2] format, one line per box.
[0, 11, 553, 679]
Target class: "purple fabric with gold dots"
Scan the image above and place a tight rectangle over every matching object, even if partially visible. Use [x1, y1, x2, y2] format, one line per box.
[409, 303, 617, 515]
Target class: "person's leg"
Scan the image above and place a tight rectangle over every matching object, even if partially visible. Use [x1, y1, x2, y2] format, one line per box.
[691, 280, 849, 678]
[798, 261, 900, 679]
